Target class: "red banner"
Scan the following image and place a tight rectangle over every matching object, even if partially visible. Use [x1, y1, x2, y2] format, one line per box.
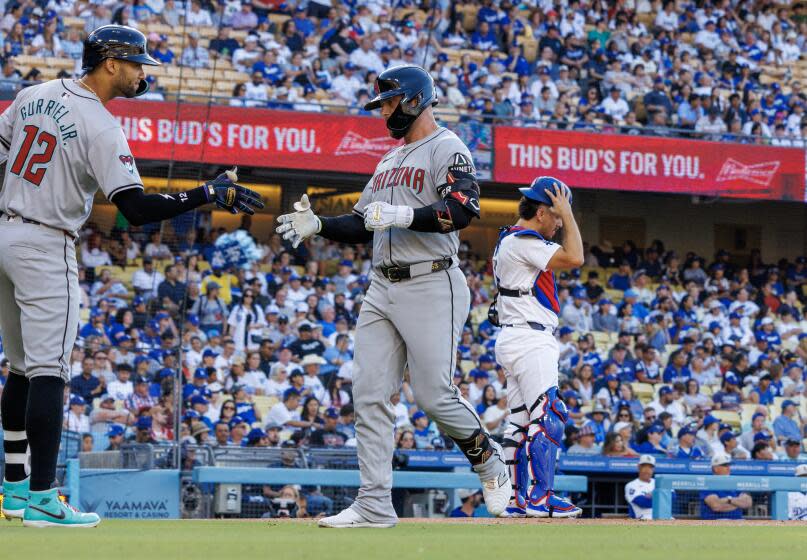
[493, 127, 806, 202]
[102, 100, 400, 174]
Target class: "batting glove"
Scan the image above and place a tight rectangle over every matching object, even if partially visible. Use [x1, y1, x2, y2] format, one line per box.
[363, 201, 414, 232]
[203, 167, 265, 215]
[275, 194, 322, 249]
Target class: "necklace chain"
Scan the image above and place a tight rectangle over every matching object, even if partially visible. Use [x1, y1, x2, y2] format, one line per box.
[77, 78, 99, 99]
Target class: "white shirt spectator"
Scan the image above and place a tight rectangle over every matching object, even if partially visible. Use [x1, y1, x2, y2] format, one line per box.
[654, 9, 678, 32]
[233, 46, 261, 73]
[144, 241, 171, 259]
[392, 400, 410, 428]
[82, 247, 112, 269]
[265, 401, 301, 427]
[185, 6, 212, 27]
[181, 45, 210, 68]
[303, 374, 326, 402]
[131, 268, 165, 298]
[648, 398, 686, 428]
[244, 81, 269, 107]
[349, 47, 385, 74]
[107, 379, 134, 401]
[601, 96, 630, 121]
[65, 411, 90, 433]
[330, 73, 363, 103]
[695, 29, 720, 51]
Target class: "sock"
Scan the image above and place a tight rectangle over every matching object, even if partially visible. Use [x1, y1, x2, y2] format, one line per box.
[26, 377, 65, 491]
[1, 373, 30, 482]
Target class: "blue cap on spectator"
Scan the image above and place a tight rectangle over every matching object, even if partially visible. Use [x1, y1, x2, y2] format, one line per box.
[659, 386, 673, 396]
[754, 431, 773, 442]
[325, 407, 339, 419]
[781, 399, 797, 410]
[339, 259, 353, 268]
[720, 431, 737, 443]
[247, 428, 267, 443]
[479, 354, 495, 364]
[194, 368, 209, 379]
[283, 388, 300, 401]
[729, 312, 741, 320]
[724, 373, 739, 385]
[133, 296, 145, 306]
[186, 314, 199, 326]
[411, 410, 427, 423]
[106, 424, 125, 437]
[184, 410, 200, 420]
[155, 312, 169, 321]
[202, 349, 219, 359]
[647, 423, 664, 434]
[709, 321, 722, 331]
[718, 423, 731, 432]
[190, 395, 209, 406]
[572, 287, 586, 299]
[471, 370, 490, 379]
[605, 373, 619, 382]
[599, 298, 612, 306]
[751, 412, 766, 422]
[136, 416, 152, 430]
[678, 426, 696, 438]
[558, 326, 573, 336]
[624, 289, 638, 299]
[158, 368, 173, 380]
[70, 395, 86, 406]
[562, 390, 580, 401]
[703, 415, 719, 428]
[229, 415, 245, 426]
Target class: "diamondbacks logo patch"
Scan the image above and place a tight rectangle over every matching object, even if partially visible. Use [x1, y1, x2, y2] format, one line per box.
[119, 155, 135, 175]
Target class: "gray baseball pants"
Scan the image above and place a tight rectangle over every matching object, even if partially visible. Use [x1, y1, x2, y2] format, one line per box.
[350, 264, 505, 523]
[0, 217, 79, 382]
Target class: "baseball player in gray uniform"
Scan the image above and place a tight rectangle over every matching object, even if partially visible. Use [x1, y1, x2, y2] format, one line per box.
[0, 25, 262, 528]
[276, 65, 510, 527]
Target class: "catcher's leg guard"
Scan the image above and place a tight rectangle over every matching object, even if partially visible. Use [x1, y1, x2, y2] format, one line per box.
[502, 406, 529, 509]
[525, 387, 579, 517]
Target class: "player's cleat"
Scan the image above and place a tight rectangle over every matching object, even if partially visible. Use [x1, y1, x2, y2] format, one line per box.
[317, 507, 395, 529]
[481, 470, 511, 517]
[1, 478, 30, 519]
[22, 489, 101, 528]
[498, 500, 527, 518]
[526, 493, 582, 519]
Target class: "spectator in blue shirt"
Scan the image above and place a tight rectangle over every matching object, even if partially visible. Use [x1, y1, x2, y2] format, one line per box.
[608, 261, 633, 291]
[448, 489, 482, 518]
[70, 356, 105, 403]
[292, 6, 315, 38]
[773, 400, 802, 445]
[632, 423, 667, 455]
[663, 350, 692, 384]
[675, 425, 705, 459]
[700, 453, 752, 519]
[750, 373, 776, 405]
[712, 373, 743, 411]
[470, 21, 498, 51]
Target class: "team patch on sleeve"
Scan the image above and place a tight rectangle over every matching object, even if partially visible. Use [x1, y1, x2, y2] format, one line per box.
[119, 155, 135, 175]
[447, 152, 475, 177]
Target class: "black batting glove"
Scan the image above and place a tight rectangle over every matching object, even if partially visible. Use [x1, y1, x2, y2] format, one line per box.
[203, 167, 265, 215]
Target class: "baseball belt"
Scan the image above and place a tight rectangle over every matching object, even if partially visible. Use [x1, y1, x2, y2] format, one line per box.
[379, 257, 453, 283]
[500, 321, 556, 335]
[0, 211, 78, 240]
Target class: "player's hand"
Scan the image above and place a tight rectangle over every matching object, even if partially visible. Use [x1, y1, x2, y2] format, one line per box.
[363, 201, 414, 231]
[546, 180, 573, 219]
[275, 194, 322, 249]
[203, 167, 265, 215]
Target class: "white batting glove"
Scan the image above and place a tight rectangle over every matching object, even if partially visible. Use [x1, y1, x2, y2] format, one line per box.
[275, 194, 322, 248]
[363, 201, 414, 231]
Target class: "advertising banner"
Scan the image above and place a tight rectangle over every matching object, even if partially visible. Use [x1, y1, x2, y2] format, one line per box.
[493, 126, 807, 202]
[79, 469, 180, 519]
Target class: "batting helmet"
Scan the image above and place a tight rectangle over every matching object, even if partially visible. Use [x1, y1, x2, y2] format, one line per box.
[519, 176, 573, 206]
[364, 65, 437, 138]
[82, 25, 160, 96]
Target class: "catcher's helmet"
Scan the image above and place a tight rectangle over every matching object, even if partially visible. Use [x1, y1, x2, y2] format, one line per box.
[519, 176, 573, 206]
[364, 65, 437, 138]
[82, 25, 160, 96]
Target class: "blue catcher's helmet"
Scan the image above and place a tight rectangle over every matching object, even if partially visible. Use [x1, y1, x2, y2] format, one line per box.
[364, 64, 437, 138]
[518, 176, 573, 206]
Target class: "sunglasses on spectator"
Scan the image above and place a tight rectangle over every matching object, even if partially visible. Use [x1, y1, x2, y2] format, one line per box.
[223, 405, 235, 410]
[618, 413, 630, 419]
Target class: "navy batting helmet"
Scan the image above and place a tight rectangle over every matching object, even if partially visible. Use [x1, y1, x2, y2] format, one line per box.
[82, 25, 160, 96]
[364, 65, 437, 139]
[519, 176, 573, 206]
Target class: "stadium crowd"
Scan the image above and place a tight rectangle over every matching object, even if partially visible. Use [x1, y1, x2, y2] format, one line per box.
[0, 219, 805, 470]
[0, 1, 806, 142]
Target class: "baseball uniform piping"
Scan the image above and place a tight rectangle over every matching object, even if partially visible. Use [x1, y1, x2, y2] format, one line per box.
[58, 234, 70, 378]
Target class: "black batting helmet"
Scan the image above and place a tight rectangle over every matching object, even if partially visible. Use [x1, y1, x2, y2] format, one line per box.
[364, 65, 437, 139]
[82, 25, 160, 96]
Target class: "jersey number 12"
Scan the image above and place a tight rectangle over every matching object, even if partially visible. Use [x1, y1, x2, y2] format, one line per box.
[10, 124, 57, 187]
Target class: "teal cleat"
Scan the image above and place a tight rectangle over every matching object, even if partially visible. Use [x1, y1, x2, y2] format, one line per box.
[22, 489, 100, 528]
[2, 478, 30, 520]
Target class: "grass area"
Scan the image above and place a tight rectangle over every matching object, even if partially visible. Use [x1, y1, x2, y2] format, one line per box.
[3, 519, 807, 560]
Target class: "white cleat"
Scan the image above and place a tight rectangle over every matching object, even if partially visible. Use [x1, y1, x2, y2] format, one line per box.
[481, 470, 511, 517]
[317, 507, 396, 529]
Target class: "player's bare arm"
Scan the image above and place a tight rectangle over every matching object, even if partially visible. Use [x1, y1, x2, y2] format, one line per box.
[545, 186, 584, 270]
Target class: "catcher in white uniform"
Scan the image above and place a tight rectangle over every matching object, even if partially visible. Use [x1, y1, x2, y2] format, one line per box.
[491, 176, 584, 518]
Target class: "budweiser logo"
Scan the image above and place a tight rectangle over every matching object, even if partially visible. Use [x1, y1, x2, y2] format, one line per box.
[716, 158, 780, 187]
[334, 131, 399, 157]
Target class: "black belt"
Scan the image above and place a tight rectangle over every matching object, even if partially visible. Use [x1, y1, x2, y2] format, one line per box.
[379, 257, 452, 283]
[501, 321, 556, 335]
[499, 287, 532, 297]
[0, 211, 76, 239]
